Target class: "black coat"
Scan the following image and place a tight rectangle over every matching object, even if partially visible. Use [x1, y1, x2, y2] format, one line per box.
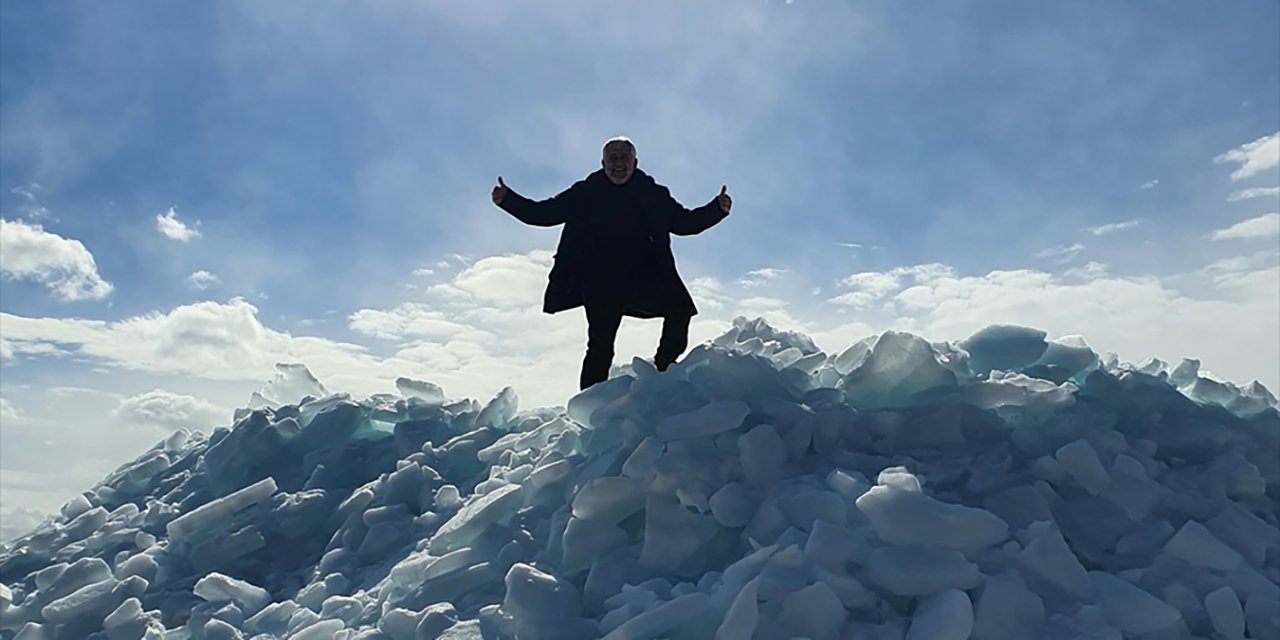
[499, 168, 727, 318]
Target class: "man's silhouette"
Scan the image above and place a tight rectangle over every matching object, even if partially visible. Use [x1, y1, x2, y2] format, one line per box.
[492, 137, 731, 389]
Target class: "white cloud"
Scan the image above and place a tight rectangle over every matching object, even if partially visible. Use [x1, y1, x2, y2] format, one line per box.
[412, 267, 435, 277]
[187, 270, 220, 290]
[1034, 243, 1086, 261]
[1, 507, 50, 543]
[0, 218, 113, 301]
[1138, 179, 1159, 190]
[830, 265, 955, 310]
[10, 185, 52, 220]
[0, 398, 17, 421]
[1215, 132, 1280, 182]
[1208, 213, 1280, 240]
[736, 267, 788, 287]
[114, 389, 230, 433]
[1087, 220, 1141, 236]
[155, 207, 201, 242]
[1, 298, 316, 381]
[836, 242, 864, 249]
[1227, 187, 1280, 202]
[350, 304, 482, 341]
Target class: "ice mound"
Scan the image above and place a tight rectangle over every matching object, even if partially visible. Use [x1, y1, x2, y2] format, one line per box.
[1, 318, 1277, 639]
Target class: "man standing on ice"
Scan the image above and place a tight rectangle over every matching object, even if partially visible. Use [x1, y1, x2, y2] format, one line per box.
[492, 136, 732, 390]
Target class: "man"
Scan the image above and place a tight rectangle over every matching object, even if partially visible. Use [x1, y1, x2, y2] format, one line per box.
[492, 136, 732, 389]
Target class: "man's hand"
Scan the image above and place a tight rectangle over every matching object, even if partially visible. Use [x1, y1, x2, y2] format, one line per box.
[717, 185, 732, 214]
[492, 176, 509, 205]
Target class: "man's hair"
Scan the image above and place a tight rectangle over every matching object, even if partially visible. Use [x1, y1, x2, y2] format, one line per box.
[602, 136, 636, 157]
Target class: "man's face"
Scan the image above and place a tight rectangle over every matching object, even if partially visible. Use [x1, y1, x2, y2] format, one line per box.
[602, 143, 637, 185]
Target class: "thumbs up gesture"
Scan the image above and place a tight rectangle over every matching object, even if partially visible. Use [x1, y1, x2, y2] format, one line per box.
[717, 185, 732, 214]
[492, 176, 509, 205]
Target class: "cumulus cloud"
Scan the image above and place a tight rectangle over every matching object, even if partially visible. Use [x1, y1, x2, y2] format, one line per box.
[187, 270, 220, 290]
[114, 389, 229, 432]
[155, 207, 201, 242]
[1227, 187, 1280, 202]
[0, 298, 313, 381]
[0, 218, 113, 301]
[1215, 132, 1280, 182]
[1087, 220, 1141, 236]
[1208, 213, 1280, 240]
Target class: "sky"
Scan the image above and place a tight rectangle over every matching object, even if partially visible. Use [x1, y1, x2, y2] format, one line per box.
[1, 1, 1277, 539]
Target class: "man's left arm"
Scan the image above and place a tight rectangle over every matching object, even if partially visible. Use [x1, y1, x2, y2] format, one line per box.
[660, 185, 731, 236]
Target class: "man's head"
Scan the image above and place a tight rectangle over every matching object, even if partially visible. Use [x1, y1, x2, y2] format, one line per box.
[602, 136, 638, 185]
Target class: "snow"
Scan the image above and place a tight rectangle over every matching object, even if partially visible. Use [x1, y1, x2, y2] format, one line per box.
[1, 317, 1276, 639]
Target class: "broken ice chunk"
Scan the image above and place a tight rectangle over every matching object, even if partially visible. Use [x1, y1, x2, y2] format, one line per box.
[562, 517, 627, 573]
[1164, 520, 1246, 571]
[856, 484, 1008, 551]
[193, 573, 271, 618]
[655, 400, 750, 441]
[496, 563, 585, 636]
[428, 484, 523, 554]
[601, 592, 710, 640]
[572, 477, 645, 524]
[395, 377, 445, 405]
[960, 325, 1049, 375]
[876, 466, 922, 493]
[166, 477, 278, 544]
[715, 577, 759, 640]
[907, 589, 974, 640]
[475, 386, 519, 430]
[738, 424, 786, 488]
[1204, 585, 1246, 639]
[971, 572, 1045, 640]
[639, 496, 719, 574]
[1054, 439, 1111, 495]
[1089, 571, 1181, 634]
[780, 581, 847, 640]
[709, 482, 755, 528]
[840, 331, 959, 409]
[1017, 522, 1092, 602]
[864, 546, 982, 596]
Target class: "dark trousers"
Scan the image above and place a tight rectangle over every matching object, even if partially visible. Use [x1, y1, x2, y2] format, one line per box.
[580, 305, 691, 389]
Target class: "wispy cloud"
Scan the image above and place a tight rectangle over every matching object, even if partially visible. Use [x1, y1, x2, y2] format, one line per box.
[155, 207, 201, 242]
[736, 267, 788, 287]
[1138, 179, 1159, 190]
[836, 242, 864, 249]
[1208, 213, 1280, 240]
[1215, 132, 1280, 182]
[0, 219, 113, 301]
[187, 270, 220, 290]
[1087, 220, 1141, 236]
[1227, 187, 1280, 202]
[1034, 243, 1087, 261]
[9, 185, 51, 220]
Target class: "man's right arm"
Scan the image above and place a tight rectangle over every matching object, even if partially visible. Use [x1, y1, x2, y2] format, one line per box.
[494, 177, 579, 227]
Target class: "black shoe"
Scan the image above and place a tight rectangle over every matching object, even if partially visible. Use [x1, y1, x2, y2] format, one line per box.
[655, 357, 674, 372]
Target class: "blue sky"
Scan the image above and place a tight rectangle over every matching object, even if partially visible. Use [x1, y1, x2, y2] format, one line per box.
[1, 1, 1278, 537]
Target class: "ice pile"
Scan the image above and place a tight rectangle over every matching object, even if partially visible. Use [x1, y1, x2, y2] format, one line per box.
[1, 319, 1277, 639]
